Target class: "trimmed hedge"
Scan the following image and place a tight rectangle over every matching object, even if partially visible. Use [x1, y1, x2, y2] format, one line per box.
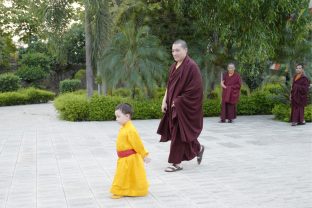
[54, 93, 89, 121]
[0, 73, 21, 92]
[260, 83, 283, 95]
[272, 104, 291, 122]
[0, 88, 55, 106]
[130, 99, 162, 119]
[305, 105, 312, 122]
[203, 99, 220, 117]
[237, 90, 276, 115]
[54, 84, 296, 121]
[89, 96, 125, 121]
[54, 93, 163, 121]
[59, 79, 81, 93]
[272, 104, 312, 122]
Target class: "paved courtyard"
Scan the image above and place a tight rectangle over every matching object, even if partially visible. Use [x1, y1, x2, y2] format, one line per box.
[0, 103, 311, 208]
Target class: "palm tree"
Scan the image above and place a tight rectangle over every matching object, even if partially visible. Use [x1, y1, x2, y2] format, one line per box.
[98, 21, 168, 98]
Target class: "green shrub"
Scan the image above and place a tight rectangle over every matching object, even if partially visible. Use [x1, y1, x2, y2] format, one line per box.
[240, 83, 250, 96]
[130, 99, 162, 119]
[54, 93, 164, 121]
[74, 69, 86, 80]
[19, 52, 52, 71]
[0, 92, 28, 106]
[308, 87, 312, 105]
[59, 79, 81, 93]
[54, 83, 297, 121]
[150, 88, 166, 100]
[237, 90, 275, 115]
[21, 87, 55, 103]
[305, 105, 312, 122]
[203, 99, 221, 117]
[265, 84, 291, 105]
[0, 88, 55, 106]
[89, 95, 124, 120]
[237, 95, 258, 115]
[213, 85, 222, 99]
[89, 96, 162, 120]
[0, 73, 21, 92]
[250, 90, 275, 114]
[54, 93, 89, 121]
[207, 91, 218, 99]
[260, 83, 283, 95]
[16, 66, 47, 82]
[272, 104, 291, 122]
[74, 69, 86, 87]
[112, 88, 132, 97]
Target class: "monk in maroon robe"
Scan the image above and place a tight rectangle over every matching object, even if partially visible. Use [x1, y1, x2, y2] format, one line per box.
[220, 63, 242, 123]
[157, 40, 204, 172]
[290, 64, 311, 126]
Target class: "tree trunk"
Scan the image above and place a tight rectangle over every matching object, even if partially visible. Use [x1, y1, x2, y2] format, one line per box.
[85, 2, 93, 98]
[101, 81, 107, 96]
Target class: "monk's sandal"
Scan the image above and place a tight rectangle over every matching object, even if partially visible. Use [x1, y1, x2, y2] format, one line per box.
[197, 145, 205, 165]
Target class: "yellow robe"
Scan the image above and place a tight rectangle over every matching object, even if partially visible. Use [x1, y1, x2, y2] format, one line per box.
[110, 121, 149, 196]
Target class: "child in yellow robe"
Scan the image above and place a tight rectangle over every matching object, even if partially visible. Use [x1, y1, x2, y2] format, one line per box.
[110, 103, 151, 199]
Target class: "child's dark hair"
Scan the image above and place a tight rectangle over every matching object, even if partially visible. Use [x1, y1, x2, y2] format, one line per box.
[115, 103, 133, 118]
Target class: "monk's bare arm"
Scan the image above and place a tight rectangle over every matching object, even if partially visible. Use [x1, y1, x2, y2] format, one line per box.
[161, 89, 167, 113]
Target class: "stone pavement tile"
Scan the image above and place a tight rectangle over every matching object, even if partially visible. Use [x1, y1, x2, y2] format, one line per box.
[5, 201, 36, 208]
[1, 104, 312, 208]
[67, 197, 98, 208]
[37, 199, 67, 208]
[127, 195, 161, 208]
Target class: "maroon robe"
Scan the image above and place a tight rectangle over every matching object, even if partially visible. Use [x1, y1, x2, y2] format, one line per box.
[290, 74, 310, 123]
[220, 72, 242, 121]
[157, 56, 203, 164]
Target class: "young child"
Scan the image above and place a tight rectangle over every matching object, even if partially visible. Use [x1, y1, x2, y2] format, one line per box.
[110, 103, 151, 199]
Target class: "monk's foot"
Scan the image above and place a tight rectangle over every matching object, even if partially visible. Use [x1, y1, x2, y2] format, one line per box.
[219, 120, 225, 123]
[298, 122, 306, 125]
[165, 164, 183, 172]
[111, 194, 123, 199]
[291, 122, 297, 126]
[197, 145, 205, 165]
[228, 119, 233, 123]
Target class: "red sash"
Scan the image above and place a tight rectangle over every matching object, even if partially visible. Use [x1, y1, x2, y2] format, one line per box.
[117, 149, 136, 158]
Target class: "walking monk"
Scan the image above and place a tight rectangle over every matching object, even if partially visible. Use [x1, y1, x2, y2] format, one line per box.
[220, 63, 242, 123]
[290, 64, 310, 126]
[157, 39, 204, 172]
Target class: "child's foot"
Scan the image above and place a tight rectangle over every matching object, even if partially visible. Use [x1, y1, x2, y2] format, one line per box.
[111, 194, 123, 199]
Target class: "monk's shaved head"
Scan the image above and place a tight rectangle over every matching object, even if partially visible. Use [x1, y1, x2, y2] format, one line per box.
[173, 39, 188, 49]
[172, 39, 188, 63]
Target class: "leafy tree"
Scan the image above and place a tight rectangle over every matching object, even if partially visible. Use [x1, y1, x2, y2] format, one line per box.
[19, 52, 52, 72]
[62, 23, 85, 64]
[0, 33, 16, 70]
[44, 0, 111, 97]
[165, 0, 312, 90]
[0, 0, 47, 45]
[16, 65, 47, 83]
[98, 21, 168, 98]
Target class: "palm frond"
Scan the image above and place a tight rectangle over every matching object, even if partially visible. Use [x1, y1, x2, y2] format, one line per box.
[98, 20, 168, 97]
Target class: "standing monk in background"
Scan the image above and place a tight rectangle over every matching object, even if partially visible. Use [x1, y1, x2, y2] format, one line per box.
[220, 63, 242, 123]
[290, 64, 310, 126]
[157, 39, 205, 172]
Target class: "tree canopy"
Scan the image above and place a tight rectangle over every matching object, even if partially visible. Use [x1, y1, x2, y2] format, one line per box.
[1, 0, 311, 92]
